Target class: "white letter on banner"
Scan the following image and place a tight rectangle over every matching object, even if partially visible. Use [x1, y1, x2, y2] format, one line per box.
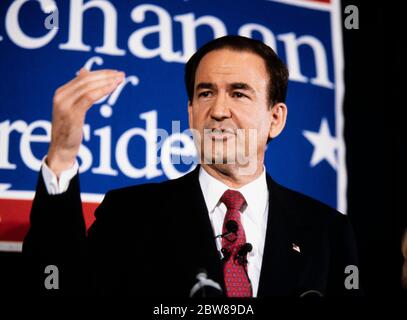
[115, 110, 162, 179]
[238, 23, 277, 51]
[5, 0, 58, 49]
[278, 32, 334, 89]
[20, 120, 51, 171]
[77, 124, 93, 173]
[0, 120, 27, 169]
[92, 126, 118, 176]
[59, 0, 125, 55]
[174, 13, 227, 62]
[128, 4, 182, 61]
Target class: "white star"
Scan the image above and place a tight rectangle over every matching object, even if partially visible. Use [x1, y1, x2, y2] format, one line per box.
[303, 118, 338, 170]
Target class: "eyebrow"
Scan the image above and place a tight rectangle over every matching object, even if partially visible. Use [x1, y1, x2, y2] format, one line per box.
[196, 82, 215, 91]
[229, 82, 255, 93]
[195, 82, 255, 93]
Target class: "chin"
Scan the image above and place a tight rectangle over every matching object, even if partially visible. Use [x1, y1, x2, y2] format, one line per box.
[210, 149, 237, 164]
[202, 155, 229, 165]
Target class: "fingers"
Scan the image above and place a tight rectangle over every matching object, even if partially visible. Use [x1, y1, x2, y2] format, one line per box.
[55, 68, 124, 103]
[75, 80, 122, 112]
[53, 68, 125, 112]
[70, 74, 124, 107]
[78, 67, 88, 76]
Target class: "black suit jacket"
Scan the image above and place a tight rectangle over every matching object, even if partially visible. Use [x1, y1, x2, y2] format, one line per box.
[23, 166, 360, 296]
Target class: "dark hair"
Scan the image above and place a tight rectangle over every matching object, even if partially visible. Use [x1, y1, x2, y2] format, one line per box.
[185, 35, 289, 106]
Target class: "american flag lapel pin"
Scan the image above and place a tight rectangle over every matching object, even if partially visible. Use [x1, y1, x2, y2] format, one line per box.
[292, 243, 301, 253]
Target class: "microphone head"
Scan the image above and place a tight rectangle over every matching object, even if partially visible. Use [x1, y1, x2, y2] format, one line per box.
[221, 248, 231, 261]
[235, 243, 253, 265]
[196, 268, 208, 280]
[243, 243, 253, 253]
[225, 220, 238, 233]
[299, 290, 324, 297]
[190, 269, 223, 298]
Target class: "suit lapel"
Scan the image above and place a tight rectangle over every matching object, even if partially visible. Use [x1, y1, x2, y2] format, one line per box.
[257, 175, 303, 296]
[175, 166, 225, 294]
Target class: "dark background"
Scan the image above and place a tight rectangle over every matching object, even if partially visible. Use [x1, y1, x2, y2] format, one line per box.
[1, 1, 405, 296]
[341, 0, 405, 296]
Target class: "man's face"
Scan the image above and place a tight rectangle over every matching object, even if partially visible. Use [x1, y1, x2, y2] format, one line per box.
[188, 49, 274, 169]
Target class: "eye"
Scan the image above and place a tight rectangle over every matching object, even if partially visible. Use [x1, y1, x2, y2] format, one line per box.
[232, 91, 248, 99]
[198, 91, 212, 98]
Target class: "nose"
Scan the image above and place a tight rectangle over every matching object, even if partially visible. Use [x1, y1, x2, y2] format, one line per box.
[210, 93, 231, 121]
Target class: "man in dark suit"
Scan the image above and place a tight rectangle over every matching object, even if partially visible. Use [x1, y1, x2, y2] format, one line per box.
[23, 36, 360, 296]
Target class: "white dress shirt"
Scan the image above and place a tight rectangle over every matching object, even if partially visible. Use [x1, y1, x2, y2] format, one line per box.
[198, 166, 269, 297]
[41, 159, 269, 297]
[41, 157, 78, 195]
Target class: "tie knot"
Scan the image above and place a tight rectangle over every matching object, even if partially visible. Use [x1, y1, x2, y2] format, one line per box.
[221, 189, 246, 212]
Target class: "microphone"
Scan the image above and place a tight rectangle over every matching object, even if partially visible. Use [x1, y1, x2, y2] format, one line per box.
[214, 220, 238, 241]
[299, 290, 324, 297]
[221, 243, 253, 264]
[221, 248, 231, 261]
[189, 268, 223, 297]
[235, 243, 253, 265]
[227, 243, 253, 297]
[215, 221, 239, 260]
[225, 220, 238, 234]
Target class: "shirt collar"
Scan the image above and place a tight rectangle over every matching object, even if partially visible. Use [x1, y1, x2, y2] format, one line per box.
[198, 166, 268, 224]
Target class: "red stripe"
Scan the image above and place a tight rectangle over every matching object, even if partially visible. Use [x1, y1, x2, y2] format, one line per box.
[0, 199, 98, 242]
[302, 0, 330, 3]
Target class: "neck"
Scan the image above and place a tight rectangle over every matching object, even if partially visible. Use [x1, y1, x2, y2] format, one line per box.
[201, 163, 264, 188]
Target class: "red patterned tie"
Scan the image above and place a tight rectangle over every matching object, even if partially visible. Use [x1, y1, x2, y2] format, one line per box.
[221, 189, 252, 297]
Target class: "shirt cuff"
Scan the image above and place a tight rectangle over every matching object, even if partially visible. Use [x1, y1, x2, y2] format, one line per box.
[41, 156, 79, 195]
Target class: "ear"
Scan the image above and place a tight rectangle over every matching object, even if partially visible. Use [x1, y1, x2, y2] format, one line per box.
[188, 101, 193, 129]
[268, 102, 287, 139]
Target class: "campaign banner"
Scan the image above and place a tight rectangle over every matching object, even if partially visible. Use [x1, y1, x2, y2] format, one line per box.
[0, 0, 345, 251]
